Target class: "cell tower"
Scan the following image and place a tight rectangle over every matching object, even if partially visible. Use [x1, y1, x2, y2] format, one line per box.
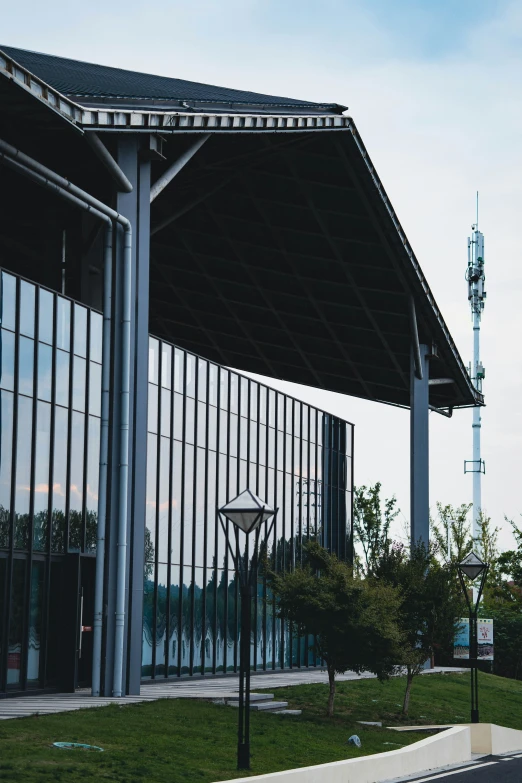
[464, 194, 486, 553]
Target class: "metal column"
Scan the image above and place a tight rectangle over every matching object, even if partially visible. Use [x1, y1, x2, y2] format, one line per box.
[103, 136, 150, 696]
[410, 344, 430, 547]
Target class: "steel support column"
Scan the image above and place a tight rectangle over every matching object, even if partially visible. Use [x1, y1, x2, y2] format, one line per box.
[410, 344, 430, 547]
[103, 136, 150, 696]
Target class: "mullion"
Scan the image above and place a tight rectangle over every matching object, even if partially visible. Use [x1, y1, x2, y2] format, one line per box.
[42, 289, 58, 687]
[189, 358, 198, 676]
[166, 344, 174, 678]
[176, 351, 187, 677]
[64, 307, 75, 554]
[3, 275, 20, 691]
[81, 311, 91, 554]
[201, 360, 210, 676]
[152, 345, 162, 677]
[212, 366, 220, 675]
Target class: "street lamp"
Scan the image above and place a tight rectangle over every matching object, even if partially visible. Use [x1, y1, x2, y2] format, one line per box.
[457, 551, 489, 724]
[218, 489, 276, 770]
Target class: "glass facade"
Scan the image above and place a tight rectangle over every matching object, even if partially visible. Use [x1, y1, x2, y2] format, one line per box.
[0, 269, 353, 692]
[142, 338, 353, 679]
[0, 271, 102, 691]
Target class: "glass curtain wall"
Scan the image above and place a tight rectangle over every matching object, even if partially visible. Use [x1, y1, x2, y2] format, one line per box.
[0, 270, 102, 691]
[142, 337, 354, 679]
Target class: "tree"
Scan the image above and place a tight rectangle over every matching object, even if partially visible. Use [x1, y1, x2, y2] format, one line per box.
[269, 541, 402, 716]
[353, 483, 399, 575]
[374, 542, 462, 715]
[430, 503, 472, 564]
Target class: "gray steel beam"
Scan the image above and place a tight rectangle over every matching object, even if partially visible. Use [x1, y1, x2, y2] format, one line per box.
[410, 344, 430, 547]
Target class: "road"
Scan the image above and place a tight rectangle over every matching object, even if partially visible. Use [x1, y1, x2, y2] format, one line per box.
[398, 754, 522, 782]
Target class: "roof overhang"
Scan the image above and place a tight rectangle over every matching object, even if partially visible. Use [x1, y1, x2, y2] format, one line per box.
[0, 46, 482, 411]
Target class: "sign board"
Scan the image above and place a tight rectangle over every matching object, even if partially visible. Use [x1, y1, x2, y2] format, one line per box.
[454, 618, 470, 659]
[477, 618, 494, 660]
[453, 618, 494, 660]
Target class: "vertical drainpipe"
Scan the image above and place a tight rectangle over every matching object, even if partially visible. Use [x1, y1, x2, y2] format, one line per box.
[92, 226, 112, 697]
[112, 224, 132, 697]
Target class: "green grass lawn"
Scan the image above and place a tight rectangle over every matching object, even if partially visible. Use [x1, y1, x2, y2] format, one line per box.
[0, 672, 520, 783]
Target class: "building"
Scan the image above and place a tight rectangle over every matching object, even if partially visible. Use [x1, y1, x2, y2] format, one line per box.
[0, 45, 481, 698]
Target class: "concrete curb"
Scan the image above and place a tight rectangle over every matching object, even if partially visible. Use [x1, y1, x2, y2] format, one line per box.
[214, 725, 472, 783]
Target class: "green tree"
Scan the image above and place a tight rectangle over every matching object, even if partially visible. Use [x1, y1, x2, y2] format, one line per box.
[430, 503, 472, 564]
[269, 541, 402, 716]
[374, 542, 462, 715]
[353, 483, 399, 575]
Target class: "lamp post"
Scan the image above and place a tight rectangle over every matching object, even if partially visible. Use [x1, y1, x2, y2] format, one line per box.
[218, 489, 276, 770]
[457, 551, 489, 724]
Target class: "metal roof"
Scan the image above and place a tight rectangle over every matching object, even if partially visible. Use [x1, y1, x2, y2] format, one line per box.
[0, 46, 346, 115]
[0, 44, 482, 411]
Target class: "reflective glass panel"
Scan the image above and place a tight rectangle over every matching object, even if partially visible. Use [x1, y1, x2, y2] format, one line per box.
[161, 344, 172, 389]
[158, 437, 170, 563]
[37, 342, 52, 402]
[194, 447, 205, 568]
[171, 440, 182, 565]
[73, 305, 87, 357]
[85, 416, 100, 553]
[229, 373, 238, 414]
[185, 354, 196, 398]
[0, 390, 13, 548]
[89, 312, 102, 363]
[19, 281, 35, 338]
[197, 359, 207, 402]
[197, 401, 206, 448]
[174, 349, 184, 393]
[183, 444, 194, 566]
[38, 288, 54, 345]
[1, 272, 16, 332]
[72, 356, 86, 412]
[155, 563, 168, 676]
[7, 559, 25, 686]
[69, 411, 84, 552]
[168, 564, 180, 675]
[208, 364, 217, 406]
[14, 395, 33, 549]
[56, 297, 70, 352]
[142, 563, 154, 678]
[0, 330, 15, 391]
[145, 434, 157, 564]
[185, 397, 195, 445]
[147, 382, 158, 434]
[33, 401, 51, 552]
[149, 338, 159, 384]
[18, 336, 34, 397]
[89, 362, 101, 417]
[27, 560, 44, 685]
[161, 388, 171, 438]
[55, 350, 70, 408]
[173, 393, 183, 441]
[193, 567, 205, 673]
[51, 406, 68, 553]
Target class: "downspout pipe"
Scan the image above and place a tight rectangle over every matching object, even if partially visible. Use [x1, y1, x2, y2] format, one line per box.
[0, 136, 132, 698]
[91, 225, 112, 697]
[150, 133, 210, 202]
[85, 132, 134, 194]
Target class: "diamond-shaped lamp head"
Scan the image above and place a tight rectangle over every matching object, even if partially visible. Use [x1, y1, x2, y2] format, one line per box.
[219, 489, 275, 534]
[458, 551, 487, 581]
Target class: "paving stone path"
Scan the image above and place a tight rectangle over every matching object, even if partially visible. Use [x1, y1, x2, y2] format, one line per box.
[0, 667, 464, 720]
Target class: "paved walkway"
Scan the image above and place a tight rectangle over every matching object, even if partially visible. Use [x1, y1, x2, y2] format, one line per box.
[0, 666, 465, 720]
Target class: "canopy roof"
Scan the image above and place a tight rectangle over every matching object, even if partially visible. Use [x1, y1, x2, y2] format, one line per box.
[0, 45, 482, 411]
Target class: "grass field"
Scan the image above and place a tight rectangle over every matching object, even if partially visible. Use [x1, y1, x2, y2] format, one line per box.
[0, 672, 521, 782]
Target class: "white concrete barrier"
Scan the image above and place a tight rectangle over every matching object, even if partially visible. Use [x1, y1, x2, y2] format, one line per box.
[469, 723, 522, 755]
[215, 725, 472, 783]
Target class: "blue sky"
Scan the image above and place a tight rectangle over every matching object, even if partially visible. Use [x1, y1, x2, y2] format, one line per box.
[2, 1, 522, 546]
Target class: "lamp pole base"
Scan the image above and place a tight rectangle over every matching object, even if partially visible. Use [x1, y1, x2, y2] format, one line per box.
[471, 709, 479, 724]
[237, 742, 250, 770]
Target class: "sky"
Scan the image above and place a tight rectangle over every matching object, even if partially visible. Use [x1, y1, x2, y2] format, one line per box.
[3, 0, 522, 549]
